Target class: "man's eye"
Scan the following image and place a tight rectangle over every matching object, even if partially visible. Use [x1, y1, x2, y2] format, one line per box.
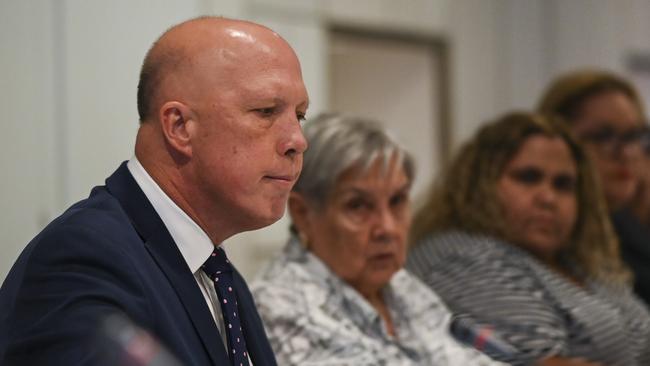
[297, 112, 306, 122]
[256, 107, 275, 116]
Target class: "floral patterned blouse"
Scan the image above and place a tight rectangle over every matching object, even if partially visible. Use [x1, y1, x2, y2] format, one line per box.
[250, 237, 503, 366]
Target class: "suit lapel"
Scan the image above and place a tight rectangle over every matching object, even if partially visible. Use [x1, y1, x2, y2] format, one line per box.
[105, 162, 228, 365]
[144, 232, 229, 365]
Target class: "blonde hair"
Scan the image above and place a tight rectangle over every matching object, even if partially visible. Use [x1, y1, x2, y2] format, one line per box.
[538, 68, 645, 121]
[411, 111, 629, 284]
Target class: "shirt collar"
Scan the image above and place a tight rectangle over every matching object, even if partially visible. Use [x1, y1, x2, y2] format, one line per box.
[127, 157, 214, 273]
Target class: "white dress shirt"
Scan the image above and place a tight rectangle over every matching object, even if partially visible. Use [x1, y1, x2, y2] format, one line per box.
[128, 157, 254, 365]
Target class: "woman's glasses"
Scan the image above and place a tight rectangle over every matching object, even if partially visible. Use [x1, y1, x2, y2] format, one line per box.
[579, 125, 650, 156]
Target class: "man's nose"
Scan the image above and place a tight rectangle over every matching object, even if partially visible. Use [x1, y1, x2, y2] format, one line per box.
[278, 117, 308, 158]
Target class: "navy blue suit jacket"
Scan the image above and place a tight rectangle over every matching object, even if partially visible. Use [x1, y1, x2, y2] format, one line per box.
[0, 162, 277, 366]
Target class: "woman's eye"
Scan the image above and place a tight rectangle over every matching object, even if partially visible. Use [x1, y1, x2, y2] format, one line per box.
[582, 127, 616, 143]
[346, 199, 367, 211]
[511, 168, 542, 185]
[553, 175, 576, 192]
[389, 192, 408, 207]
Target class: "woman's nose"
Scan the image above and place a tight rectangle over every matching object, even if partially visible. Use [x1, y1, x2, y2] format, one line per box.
[535, 184, 558, 208]
[371, 207, 399, 239]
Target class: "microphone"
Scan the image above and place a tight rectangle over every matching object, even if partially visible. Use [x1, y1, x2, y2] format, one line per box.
[449, 314, 519, 362]
[96, 313, 184, 366]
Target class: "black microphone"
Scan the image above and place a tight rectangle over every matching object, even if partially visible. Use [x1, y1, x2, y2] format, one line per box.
[449, 314, 519, 363]
[96, 313, 184, 366]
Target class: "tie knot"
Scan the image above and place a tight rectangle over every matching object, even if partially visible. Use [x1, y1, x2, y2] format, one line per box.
[201, 247, 233, 279]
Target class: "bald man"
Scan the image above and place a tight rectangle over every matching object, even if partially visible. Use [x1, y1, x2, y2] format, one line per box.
[0, 17, 307, 365]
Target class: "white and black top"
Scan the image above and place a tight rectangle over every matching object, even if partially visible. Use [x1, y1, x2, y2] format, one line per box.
[251, 237, 504, 366]
[407, 231, 650, 366]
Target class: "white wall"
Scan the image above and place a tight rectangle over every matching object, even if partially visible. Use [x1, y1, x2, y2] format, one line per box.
[0, 0, 240, 280]
[2, 0, 650, 281]
[61, 0, 223, 207]
[496, 0, 650, 115]
[1, 1, 58, 281]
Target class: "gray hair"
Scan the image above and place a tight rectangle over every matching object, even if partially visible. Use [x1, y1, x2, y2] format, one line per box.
[294, 113, 415, 209]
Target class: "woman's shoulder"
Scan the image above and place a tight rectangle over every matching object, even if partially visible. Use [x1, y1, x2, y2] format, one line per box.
[252, 241, 313, 289]
[407, 231, 524, 275]
[415, 231, 514, 256]
[389, 269, 452, 322]
[390, 269, 448, 306]
[251, 238, 339, 309]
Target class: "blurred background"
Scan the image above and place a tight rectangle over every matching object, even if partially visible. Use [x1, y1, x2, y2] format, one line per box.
[3, 0, 650, 281]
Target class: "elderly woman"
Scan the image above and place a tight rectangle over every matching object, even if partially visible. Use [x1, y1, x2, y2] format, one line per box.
[251, 114, 501, 365]
[538, 70, 650, 305]
[407, 112, 650, 366]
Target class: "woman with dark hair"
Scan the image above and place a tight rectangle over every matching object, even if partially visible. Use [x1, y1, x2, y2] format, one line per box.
[538, 70, 650, 304]
[408, 112, 650, 366]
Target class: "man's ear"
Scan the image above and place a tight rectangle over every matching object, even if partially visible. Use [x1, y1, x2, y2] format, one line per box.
[159, 101, 195, 158]
[288, 192, 313, 237]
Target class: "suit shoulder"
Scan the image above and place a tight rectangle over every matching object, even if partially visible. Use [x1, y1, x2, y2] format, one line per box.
[54, 185, 133, 234]
[5, 186, 143, 286]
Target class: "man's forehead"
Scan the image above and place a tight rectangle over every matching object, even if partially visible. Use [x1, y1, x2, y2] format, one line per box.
[198, 34, 302, 81]
[154, 17, 307, 101]
[235, 77, 309, 107]
[194, 31, 297, 74]
[158, 17, 288, 62]
[223, 27, 280, 51]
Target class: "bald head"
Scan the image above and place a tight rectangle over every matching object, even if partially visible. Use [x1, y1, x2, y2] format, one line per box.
[133, 16, 308, 242]
[136, 16, 296, 123]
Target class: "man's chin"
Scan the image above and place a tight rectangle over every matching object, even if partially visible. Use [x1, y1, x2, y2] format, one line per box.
[243, 208, 286, 231]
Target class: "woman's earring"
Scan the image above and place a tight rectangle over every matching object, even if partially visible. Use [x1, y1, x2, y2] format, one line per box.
[298, 231, 310, 249]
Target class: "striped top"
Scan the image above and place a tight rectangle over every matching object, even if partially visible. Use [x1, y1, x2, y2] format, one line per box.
[406, 231, 650, 366]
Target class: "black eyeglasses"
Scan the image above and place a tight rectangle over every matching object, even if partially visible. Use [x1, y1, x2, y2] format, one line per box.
[579, 125, 650, 156]
[641, 128, 650, 157]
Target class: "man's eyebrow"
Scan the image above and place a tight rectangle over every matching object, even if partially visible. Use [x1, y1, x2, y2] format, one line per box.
[249, 96, 308, 105]
[273, 97, 306, 109]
